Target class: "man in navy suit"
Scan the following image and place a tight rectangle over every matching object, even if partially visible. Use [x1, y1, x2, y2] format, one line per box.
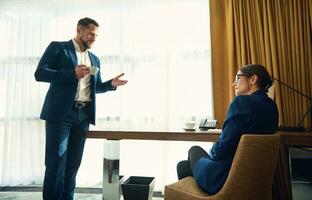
[34, 17, 127, 200]
[176, 64, 278, 194]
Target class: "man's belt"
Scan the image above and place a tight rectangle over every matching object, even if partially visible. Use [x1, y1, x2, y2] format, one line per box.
[74, 101, 90, 108]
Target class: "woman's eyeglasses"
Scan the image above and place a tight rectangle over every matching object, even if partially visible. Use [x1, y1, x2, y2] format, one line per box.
[235, 74, 252, 82]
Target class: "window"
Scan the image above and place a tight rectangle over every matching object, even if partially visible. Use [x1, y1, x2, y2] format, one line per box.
[0, 0, 212, 190]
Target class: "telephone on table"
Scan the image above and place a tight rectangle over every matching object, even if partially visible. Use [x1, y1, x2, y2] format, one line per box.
[199, 118, 217, 131]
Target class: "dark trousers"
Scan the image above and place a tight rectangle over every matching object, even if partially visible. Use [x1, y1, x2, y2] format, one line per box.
[43, 105, 90, 200]
[177, 146, 209, 180]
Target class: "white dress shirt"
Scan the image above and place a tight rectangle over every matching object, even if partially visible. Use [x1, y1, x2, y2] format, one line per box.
[72, 39, 92, 102]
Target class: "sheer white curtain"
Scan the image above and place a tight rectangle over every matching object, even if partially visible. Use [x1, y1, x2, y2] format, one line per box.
[0, 0, 212, 191]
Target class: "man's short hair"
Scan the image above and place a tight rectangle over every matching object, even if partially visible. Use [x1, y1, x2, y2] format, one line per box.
[77, 17, 99, 28]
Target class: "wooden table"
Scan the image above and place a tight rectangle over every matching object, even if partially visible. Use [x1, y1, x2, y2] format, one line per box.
[86, 129, 221, 142]
[86, 129, 220, 200]
[273, 131, 312, 200]
[86, 129, 312, 200]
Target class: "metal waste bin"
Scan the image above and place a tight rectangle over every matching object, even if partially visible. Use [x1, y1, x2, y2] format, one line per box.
[121, 176, 155, 200]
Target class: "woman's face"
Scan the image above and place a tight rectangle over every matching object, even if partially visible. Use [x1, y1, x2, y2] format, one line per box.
[232, 70, 253, 96]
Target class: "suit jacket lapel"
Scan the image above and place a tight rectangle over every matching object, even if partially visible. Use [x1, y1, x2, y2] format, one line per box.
[65, 40, 77, 68]
[88, 52, 97, 67]
[88, 52, 97, 89]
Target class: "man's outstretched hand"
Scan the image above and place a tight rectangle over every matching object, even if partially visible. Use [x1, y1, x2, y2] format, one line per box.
[111, 73, 128, 88]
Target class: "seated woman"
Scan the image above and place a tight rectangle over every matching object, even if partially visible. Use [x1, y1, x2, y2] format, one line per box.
[177, 64, 279, 195]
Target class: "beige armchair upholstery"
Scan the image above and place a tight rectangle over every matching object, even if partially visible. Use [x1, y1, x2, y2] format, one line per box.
[164, 134, 280, 200]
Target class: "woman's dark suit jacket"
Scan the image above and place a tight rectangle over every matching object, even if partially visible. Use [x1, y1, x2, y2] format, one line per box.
[193, 90, 279, 194]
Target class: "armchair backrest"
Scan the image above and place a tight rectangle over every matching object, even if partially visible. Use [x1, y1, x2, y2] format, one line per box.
[212, 134, 280, 200]
[164, 134, 281, 200]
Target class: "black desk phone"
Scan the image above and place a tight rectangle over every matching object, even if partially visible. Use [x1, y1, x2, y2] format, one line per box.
[199, 118, 217, 130]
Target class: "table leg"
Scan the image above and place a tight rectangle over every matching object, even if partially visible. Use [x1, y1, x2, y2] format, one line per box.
[103, 140, 122, 200]
[273, 145, 292, 200]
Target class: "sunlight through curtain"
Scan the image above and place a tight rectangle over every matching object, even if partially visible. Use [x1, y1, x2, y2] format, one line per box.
[0, 0, 212, 191]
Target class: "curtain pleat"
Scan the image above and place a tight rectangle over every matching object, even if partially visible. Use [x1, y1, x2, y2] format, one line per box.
[210, 0, 312, 128]
[209, 0, 232, 123]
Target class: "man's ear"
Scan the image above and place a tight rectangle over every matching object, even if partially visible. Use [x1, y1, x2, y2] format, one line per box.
[76, 26, 83, 35]
[250, 74, 259, 85]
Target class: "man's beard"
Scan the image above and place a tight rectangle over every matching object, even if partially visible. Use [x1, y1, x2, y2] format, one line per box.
[80, 37, 90, 50]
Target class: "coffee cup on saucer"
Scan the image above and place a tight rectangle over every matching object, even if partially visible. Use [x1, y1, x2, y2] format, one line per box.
[88, 66, 99, 75]
[184, 122, 196, 130]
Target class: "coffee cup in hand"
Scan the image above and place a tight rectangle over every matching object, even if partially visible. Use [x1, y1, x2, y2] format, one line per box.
[87, 66, 99, 75]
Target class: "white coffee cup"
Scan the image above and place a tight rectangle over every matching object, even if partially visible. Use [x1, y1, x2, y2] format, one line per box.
[185, 122, 196, 129]
[88, 66, 99, 75]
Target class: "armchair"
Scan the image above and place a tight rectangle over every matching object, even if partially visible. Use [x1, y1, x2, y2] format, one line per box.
[164, 134, 280, 200]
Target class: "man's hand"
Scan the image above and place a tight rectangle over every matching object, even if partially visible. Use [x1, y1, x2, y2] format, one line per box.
[111, 73, 128, 88]
[75, 65, 90, 79]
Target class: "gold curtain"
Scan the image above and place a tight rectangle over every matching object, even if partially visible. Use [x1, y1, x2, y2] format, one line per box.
[210, 0, 312, 128]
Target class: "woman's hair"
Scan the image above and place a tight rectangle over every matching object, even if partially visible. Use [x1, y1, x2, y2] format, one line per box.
[240, 64, 273, 91]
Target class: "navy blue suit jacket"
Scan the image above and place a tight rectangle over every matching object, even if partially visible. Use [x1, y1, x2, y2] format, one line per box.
[35, 40, 115, 125]
[193, 90, 279, 194]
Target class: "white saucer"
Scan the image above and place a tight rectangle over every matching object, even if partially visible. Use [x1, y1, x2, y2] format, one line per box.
[183, 128, 196, 131]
